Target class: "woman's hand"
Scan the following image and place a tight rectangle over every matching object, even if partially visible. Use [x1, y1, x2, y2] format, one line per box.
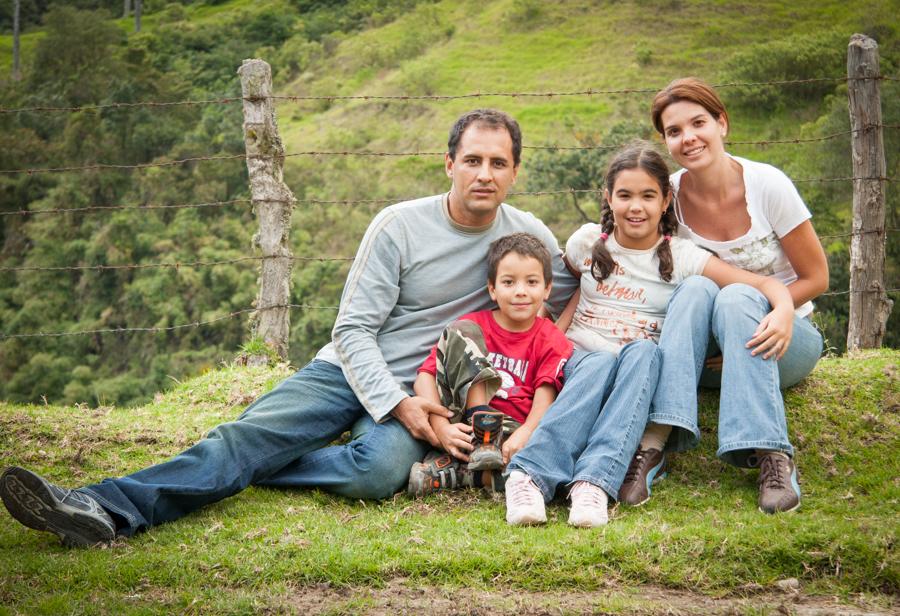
[435, 421, 473, 461]
[502, 425, 534, 465]
[746, 306, 794, 360]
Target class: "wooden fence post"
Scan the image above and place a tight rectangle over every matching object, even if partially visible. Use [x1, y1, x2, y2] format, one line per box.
[847, 34, 892, 350]
[238, 59, 296, 364]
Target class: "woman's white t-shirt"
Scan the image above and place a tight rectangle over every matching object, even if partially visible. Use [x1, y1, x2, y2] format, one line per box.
[671, 155, 813, 317]
[564, 223, 712, 355]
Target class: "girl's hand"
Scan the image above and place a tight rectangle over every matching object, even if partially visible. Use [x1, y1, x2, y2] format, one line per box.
[746, 306, 794, 360]
[501, 425, 534, 465]
[435, 421, 473, 461]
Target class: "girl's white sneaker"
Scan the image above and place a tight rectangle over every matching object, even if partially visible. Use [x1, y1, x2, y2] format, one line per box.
[568, 480, 609, 527]
[505, 471, 546, 525]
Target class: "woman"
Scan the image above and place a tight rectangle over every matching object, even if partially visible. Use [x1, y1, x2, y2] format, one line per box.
[619, 77, 829, 514]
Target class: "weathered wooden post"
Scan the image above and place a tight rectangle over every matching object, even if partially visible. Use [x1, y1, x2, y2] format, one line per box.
[847, 34, 892, 350]
[239, 59, 296, 364]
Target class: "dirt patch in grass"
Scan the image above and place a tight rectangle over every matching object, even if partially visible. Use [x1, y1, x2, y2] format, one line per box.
[276, 578, 894, 615]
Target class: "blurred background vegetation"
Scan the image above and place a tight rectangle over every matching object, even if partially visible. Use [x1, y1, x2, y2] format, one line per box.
[0, 0, 896, 407]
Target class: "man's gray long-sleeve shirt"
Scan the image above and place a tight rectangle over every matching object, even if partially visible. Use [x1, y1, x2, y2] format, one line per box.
[315, 194, 577, 422]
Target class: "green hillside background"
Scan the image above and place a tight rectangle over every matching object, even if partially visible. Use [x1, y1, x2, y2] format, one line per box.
[0, 0, 897, 407]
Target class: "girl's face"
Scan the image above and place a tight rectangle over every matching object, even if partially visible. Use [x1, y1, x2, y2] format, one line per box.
[659, 100, 727, 171]
[605, 168, 671, 250]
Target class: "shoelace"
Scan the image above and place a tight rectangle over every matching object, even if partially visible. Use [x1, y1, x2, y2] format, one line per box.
[508, 476, 541, 506]
[623, 449, 648, 483]
[570, 482, 606, 506]
[759, 456, 786, 489]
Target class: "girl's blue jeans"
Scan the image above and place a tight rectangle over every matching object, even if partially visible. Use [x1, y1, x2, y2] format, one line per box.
[80, 360, 428, 535]
[507, 340, 661, 502]
[650, 276, 823, 467]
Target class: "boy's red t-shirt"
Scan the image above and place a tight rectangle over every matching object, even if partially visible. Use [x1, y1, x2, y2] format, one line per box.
[418, 310, 573, 424]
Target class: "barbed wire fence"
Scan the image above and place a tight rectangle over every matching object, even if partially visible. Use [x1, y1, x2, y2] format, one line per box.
[0, 47, 895, 366]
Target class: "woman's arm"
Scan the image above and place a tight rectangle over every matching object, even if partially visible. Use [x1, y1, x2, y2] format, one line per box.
[701, 257, 794, 360]
[778, 220, 829, 307]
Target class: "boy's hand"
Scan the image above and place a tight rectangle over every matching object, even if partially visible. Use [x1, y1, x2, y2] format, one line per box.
[502, 425, 533, 465]
[435, 421, 474, 461]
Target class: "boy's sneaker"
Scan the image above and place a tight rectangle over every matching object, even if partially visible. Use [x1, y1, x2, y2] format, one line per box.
[468, 410, 505, 471]
[407, 451, 476, 497]
[505, 470, 546, 525]
[0, 466, 116, 547]
[568, 480, 609, 527]
[755, 452, 801, 514]
[618, 448, 666, 506]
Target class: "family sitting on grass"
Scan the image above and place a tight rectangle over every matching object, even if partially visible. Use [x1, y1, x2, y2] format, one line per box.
[1, 78, 828, 546]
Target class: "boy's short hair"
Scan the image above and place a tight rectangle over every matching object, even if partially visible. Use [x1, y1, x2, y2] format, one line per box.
[487, 232, 553, 286]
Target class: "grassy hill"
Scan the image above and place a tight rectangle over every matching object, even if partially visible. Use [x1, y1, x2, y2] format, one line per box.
[0, 350, 896, 613]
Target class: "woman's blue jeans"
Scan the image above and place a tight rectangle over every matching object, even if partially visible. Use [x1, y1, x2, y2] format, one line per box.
[507, 340, 660, 502]
[80, 360, 429, 535]
[649, 276, 823, 467]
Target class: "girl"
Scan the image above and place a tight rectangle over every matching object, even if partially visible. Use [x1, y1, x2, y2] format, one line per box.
[504, 142, 795, 527]
[619, 78, 828, 514]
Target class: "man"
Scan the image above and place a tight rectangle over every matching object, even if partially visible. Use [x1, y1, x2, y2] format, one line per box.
[0, 109, 577, 547]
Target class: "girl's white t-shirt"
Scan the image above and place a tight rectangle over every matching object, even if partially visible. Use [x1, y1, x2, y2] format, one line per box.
[671, 155, 813, 317]
[564, 224, 712, 355]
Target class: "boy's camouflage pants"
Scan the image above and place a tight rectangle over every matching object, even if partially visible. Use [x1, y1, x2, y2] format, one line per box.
[435, 319, 521, 435]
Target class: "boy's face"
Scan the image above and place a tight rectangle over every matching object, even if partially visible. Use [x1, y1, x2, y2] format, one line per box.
[487, 252, 551, 332]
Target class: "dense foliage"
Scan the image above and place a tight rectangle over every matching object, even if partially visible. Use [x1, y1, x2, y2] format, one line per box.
[0, 0, 896, 407]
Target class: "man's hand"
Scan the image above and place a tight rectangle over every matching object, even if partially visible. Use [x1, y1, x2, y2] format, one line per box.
[435, 421, 474, 461]
[390, 396, 453, 448]
[502, 425, 534, 466]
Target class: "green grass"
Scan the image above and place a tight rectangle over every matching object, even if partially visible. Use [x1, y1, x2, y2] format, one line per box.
[0, 351, 897, 613]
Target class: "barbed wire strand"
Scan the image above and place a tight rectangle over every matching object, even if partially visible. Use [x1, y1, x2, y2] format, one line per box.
[3, 125, 896, 175]
[3, 288, 897, 339]
[0, 198, 251, 217]
[822, 287, 900, 297]
[0, 303, 339, 340]
[6, 75, 896, 114]
[4, 183, 898, 220]
[4, 228, 893, 273]
[0, 255, 354, 273]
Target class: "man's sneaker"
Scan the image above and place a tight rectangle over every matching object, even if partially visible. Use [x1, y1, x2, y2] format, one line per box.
[468, 410, 505, 471]
[505, 470, 546, 525]
[568, 480, 609, 527]
[0, 466, 116, 547]
[618, 448, 666, 506]
[407, 451, 476, 497]
[756, 452, 801, 514]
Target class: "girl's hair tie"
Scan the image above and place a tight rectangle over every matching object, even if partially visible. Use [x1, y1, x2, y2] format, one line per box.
[599, 232, 609, 241]
[664, 234, 672, 242]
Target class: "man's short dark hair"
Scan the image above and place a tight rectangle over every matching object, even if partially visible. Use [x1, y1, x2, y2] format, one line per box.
[487, 232, 552, 286]
[447, 109, 523, 167]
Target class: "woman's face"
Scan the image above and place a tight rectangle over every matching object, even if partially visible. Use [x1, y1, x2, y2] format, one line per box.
[659, 100, 728, 171]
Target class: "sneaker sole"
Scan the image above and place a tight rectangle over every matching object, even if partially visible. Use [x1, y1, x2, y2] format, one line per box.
[467, 450, 504, 471]
[758, 502, 801, 514]
[0, 467, 114, 547]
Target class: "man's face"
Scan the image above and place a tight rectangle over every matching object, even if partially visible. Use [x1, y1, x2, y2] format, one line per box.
[445, 123, 519, 227]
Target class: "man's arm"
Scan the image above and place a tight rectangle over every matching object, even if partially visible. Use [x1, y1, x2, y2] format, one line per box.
[331, 211, 450, 445]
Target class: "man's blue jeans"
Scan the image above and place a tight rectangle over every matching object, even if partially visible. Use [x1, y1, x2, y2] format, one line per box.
[650, 276, 823, 467]
[507, 340, 660, 502]
[81, 360, 428, 536]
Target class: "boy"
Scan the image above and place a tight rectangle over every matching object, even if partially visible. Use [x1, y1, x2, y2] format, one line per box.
[408, 233, 573, 496]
